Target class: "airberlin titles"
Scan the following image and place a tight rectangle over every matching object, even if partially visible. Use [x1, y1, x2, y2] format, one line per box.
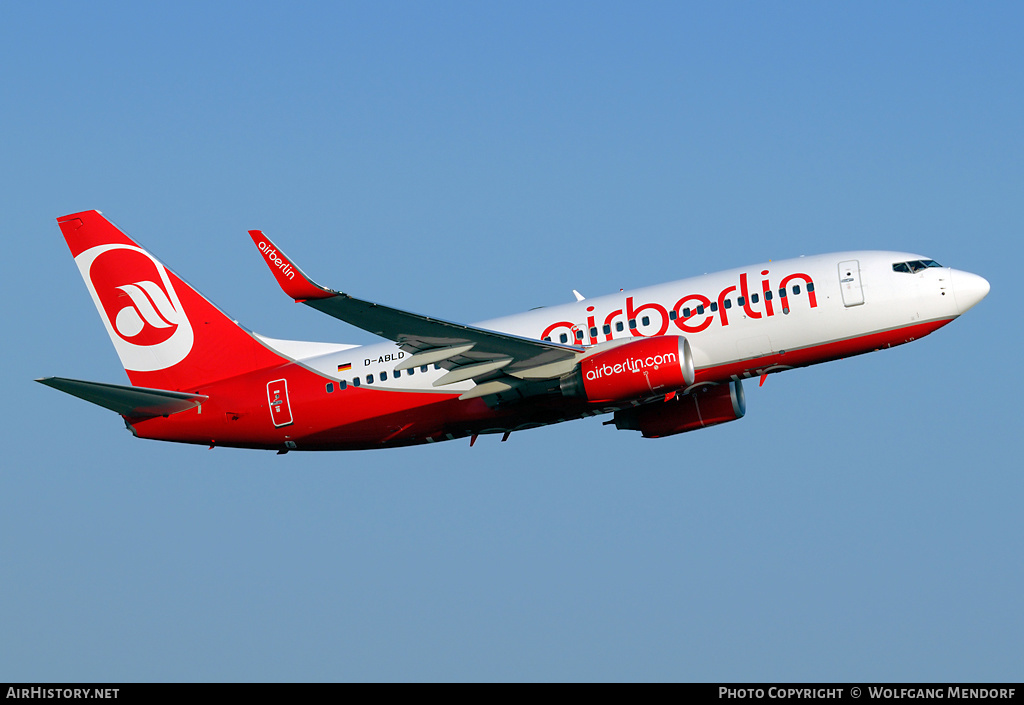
[541, 268, 817, 344]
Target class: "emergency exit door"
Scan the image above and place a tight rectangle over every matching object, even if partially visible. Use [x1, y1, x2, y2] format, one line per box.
[838, 260, 865, 307]
[267, 379, 294, 427]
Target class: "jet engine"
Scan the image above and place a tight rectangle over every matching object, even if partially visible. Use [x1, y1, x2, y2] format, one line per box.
[560, 336, 695, 403]
[611, 380, 745, 438]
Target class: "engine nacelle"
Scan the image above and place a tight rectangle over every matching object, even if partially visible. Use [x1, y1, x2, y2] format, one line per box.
[560, 336, 695, 403]
[612, 380, 745, 438]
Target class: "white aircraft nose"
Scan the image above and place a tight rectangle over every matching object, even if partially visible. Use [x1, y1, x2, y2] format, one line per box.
[950, 269, 990, 314]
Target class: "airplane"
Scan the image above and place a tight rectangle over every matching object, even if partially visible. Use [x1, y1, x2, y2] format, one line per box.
[38, 210, 989, 452]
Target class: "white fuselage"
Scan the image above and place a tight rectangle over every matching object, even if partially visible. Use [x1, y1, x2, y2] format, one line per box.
[273, 251, 978, 392]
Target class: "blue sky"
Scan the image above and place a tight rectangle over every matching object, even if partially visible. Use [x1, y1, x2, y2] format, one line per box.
[2, 2, 1021, 681]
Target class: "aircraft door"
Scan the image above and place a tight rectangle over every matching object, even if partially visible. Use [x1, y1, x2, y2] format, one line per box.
[838, 260, 865, 307]
[267, 378, 294, 427]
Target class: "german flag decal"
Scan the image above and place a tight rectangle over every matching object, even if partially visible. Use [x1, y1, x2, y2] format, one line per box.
[337, 362, 352, 372]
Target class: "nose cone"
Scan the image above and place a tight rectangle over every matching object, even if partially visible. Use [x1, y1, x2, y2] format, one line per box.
[951, 269, 990, 314]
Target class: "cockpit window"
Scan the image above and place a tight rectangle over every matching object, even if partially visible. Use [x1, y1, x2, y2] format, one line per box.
[893, 259, 942, 273]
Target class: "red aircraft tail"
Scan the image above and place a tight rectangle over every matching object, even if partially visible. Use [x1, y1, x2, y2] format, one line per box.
[56, 210, 284, 391]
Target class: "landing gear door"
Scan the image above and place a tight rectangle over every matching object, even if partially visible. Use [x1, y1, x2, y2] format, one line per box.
[267, 378, 294, 427]
[839, 260, 865, 307]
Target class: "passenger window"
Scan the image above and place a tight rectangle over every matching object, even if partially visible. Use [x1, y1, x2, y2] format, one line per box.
[696, 305, 705, 315]
[575, 329, 584, 340]
[641, 316, 649, 326]
[560, 333, 568, 343]
[616, 321, 624, 332]
[793, 285, 801, 295]
[710, 302, 718, 312]
[751, 293, 759, 304]
[737, 297, 745, 306]
[393, 369, 400, 378]
[778, 288, 787, 299]
[367, 374, 374, 384]
[764, 290, 773, 301]
[590, 327, 598, 338]
[807, 282, 814, 292]
[326, 382, 334, 393]
[603, 324, 612, 334]
[434, 363, 441, 370]
[724, 299, 732, 310]
[628, 319, 637, 329]
[380, 371, 387, 381]
[339, 380, 347, 390]
[544, 336, 552, 342]
[682, 308, 691, 318]
[352, 377, 361, 387]
[669, 310, 677, 320]
[421, 365, 429, 373]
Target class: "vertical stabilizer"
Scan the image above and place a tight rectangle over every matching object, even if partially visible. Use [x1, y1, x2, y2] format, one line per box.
[57, 211, 284, 390]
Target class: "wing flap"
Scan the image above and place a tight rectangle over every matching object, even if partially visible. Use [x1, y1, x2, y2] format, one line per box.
[432, 358, 512, 387]
[394, 343, 476, 370]
[458, 380, 514, 401]
[303, 295, 581, 370]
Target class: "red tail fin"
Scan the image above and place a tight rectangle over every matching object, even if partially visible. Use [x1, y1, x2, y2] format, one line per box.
[57, 211, 285, 391]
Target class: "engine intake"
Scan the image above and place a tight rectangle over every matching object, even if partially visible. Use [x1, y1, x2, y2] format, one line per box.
[612, 380, 745, 438]
[560, 336, 694, 403]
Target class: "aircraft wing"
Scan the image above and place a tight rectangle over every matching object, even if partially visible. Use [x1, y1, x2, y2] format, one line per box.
[249, 231, 584, 398]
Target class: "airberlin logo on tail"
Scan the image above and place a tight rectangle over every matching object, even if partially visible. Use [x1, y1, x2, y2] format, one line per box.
[113, 282, 179, 337]
[75, 244, 194, 372]
[257, 241, 296, 280]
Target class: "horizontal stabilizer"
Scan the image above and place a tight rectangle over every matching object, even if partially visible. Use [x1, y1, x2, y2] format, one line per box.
[36, 377, 208, 418]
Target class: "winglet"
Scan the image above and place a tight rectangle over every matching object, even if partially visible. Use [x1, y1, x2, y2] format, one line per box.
[248, 230, 334, 301]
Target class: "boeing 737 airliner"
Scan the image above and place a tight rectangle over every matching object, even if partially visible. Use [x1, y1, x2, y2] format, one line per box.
[38, 211, 989, 451]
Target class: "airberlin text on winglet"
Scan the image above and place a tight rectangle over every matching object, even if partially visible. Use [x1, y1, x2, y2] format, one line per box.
[248, 229, 334, 302]
[257, 240, 296, 280]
